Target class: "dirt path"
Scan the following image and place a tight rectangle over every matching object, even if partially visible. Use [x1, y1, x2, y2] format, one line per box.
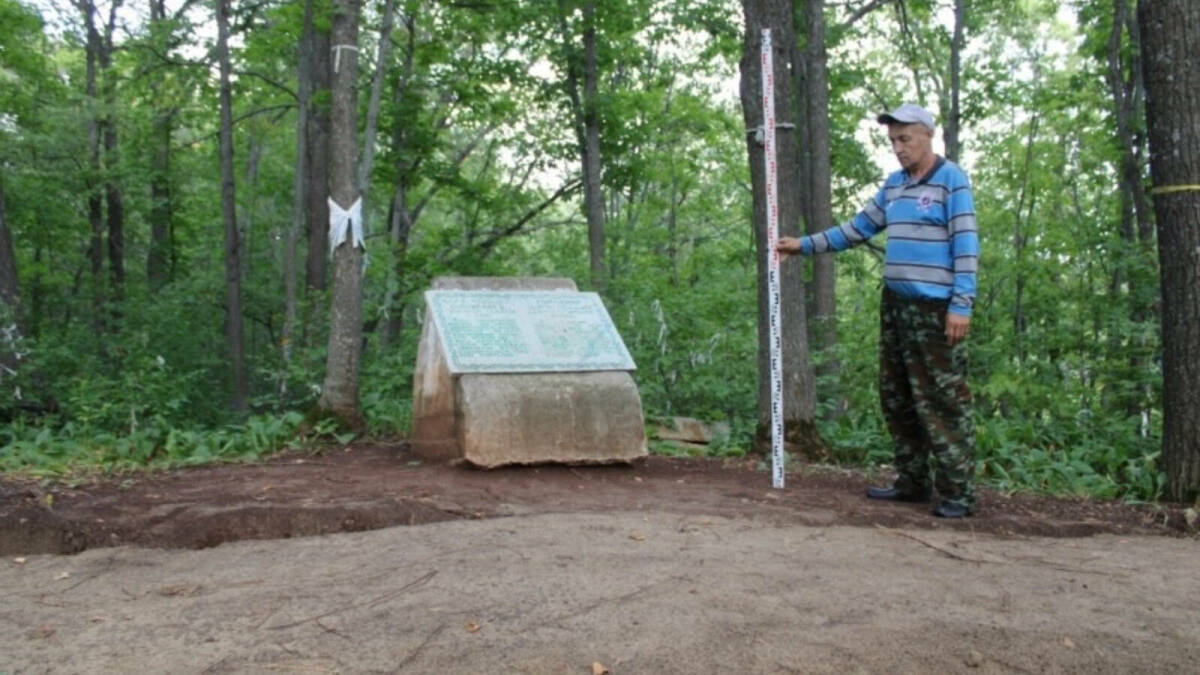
[1, 445, 1197, 673]
[3, 512, 1198, 674]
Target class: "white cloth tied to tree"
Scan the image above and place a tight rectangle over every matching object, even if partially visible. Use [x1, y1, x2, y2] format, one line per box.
[328, 196, 364, 255]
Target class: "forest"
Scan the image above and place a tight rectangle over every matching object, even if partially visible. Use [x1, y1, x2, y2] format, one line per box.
[1, 0, 1197, 503]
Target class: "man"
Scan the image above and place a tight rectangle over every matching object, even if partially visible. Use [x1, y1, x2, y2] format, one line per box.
[777, 103, 979, 518]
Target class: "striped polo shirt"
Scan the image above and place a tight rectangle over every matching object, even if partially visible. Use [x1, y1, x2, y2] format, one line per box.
[800, 157, 979, 316]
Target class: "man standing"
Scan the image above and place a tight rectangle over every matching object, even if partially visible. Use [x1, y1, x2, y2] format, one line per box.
[777, 103, 979, 518]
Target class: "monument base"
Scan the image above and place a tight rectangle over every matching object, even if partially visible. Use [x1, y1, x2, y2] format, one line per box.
[410, 276, 647, 467]
[456, 371, 646, 468]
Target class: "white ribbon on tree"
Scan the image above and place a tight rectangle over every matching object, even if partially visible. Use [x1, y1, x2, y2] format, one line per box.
[328, 196, 364, 256]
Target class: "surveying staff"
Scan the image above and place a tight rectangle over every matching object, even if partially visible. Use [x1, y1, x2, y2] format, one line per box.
[777, 103, 979, 518]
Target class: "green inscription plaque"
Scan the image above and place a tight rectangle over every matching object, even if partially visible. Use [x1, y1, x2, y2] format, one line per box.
[426, 290, 636, 373]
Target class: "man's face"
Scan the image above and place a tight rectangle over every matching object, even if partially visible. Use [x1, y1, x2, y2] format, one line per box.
[887, 123, 934, 172]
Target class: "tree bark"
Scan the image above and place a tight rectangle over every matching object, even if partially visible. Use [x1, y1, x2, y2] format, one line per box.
[1138, 0, 1200, 502]
[305, 0, 331, 293]
[78, 0, 105, 335]
[740, 0, 822, 455]
[0, 172, 23, 378]
[318, 0, 365, 430]
[558, 0, 606, 292]
[802, 0, 838, 415]
[581, 0, 605, 292]
[217, 0, 249, 413]
[99, 0, 124, 302]
[283, 0, 314, 394]
[944, 0, 964, 162]
[147, 109, 173, 289]
[146, 0, 172, 290]
[358, 0, 395, 194]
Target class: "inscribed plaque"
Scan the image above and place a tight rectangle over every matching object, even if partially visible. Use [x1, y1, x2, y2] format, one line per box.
[426, 290, 636, 373]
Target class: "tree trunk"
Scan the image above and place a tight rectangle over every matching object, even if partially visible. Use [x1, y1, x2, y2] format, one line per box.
[0, 172, 23, 378]
[79, 0, 105, 336]
[99, 0, 123, 302]
[740, 0, 822, 456]
[147, 108, 173, 289]
[305, 0, 331, 293]
[217, 0, 249, 414]
[357, 0, 396, 194]
[802, 0, 838, 415]
[318, 0, 365, 430]
[283, 0, 314, 395]
[1138, 0, 1200, 502]
[146, 0, 172, 290]
[102, 115, 124, 300]
[944, 0, 964, 162]
[581, 0, 605, 292]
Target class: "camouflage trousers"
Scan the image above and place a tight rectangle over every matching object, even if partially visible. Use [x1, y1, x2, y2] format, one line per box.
[879, 288, 976, 509]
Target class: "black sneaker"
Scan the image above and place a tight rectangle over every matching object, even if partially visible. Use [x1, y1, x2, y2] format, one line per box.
[932, 499, 974, 518]
[865, 485, 933, 502]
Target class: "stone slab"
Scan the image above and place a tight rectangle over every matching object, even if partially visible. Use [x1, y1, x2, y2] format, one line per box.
[410, 277, 577, 461]
[426, 290, 636, 374]
[456, 371, 647, 468]
[412, 277, 647, 467]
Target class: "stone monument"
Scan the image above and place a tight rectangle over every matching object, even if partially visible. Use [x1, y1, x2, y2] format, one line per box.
[411, 277, 647, 467]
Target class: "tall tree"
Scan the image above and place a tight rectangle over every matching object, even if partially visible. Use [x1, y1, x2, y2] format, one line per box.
[1138, 0, 1200, 502]
[282, 0, 314, 391]
[100, 0, 125, 301]
[146, 0, 177, 289]
[797, 0, 838, 409]
[0, 172, 22, 378]
[740, 0, 822, 453]
[318, 0, 365, 429]
[216, 0, 248, 413]
[944, 0, 964, 162]
[558, 0, 607, 292]
[77, 0, 106, 334]
[305, 0, 331, 293]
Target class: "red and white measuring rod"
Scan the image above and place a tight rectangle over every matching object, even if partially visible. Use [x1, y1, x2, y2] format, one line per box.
[761, 28, 784, 490]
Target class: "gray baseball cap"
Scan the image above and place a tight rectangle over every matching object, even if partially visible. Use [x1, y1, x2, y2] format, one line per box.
[877, 103, 936, 131]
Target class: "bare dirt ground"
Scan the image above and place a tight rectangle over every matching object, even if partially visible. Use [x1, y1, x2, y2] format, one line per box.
[1, 444, 1197, 674]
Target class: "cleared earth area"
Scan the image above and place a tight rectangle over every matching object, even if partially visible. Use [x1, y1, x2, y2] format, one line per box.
[1, 446, 1196, 673]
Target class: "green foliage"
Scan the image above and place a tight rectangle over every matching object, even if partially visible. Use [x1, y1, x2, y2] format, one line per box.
[0, 412, 306, 477]
[0, 0, 1173, 504]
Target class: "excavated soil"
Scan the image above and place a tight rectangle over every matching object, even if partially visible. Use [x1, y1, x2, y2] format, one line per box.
[0, 444, 1189, 556]
[2, 444, 1198, 674]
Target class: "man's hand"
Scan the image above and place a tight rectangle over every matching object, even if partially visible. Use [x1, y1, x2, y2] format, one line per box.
[776, 237, 803, 258]
[945, 313, 970, 345]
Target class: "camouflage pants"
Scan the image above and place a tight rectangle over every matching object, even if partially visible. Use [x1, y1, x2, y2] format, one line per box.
[879, 288, 976, 509]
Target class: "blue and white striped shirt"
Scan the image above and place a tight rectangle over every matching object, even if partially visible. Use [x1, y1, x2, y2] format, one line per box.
[800, 157, 979, 316]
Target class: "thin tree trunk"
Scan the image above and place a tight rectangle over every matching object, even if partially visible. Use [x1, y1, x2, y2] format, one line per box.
[740, 0, 822, 455]
[283, 0, 314, 395]
[319, 0, 365, 430]
[217, 0, 249, 414]
[0, 172, 22, 379]
[378, 12, 418, 348]
[147, 0, 172, 290]
[103, 115, 124, 300]
[944, 0, 964, 162]
[100, 0, 123, 303]
[581, 0, 605, 292]
[1138, 0, 1200, 502]
[305, 0, 331, 294]
[803, 0, 838, 417]
[147, 108, 173, 289]
[358, 0, 396, 194]
[79, 0, 104, 336]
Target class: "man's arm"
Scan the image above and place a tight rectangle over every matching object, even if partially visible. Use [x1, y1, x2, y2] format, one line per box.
[945, 171, 978, 345]
[777, 186, 888, 258]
